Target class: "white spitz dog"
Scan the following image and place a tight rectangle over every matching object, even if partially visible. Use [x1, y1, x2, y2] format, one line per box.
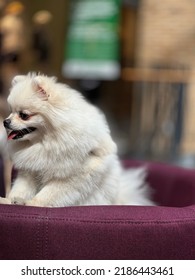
[0, 73, 154, 207]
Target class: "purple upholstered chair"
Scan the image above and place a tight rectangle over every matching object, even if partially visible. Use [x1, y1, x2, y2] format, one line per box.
[0, 160, 195, 260]
[0, 157, 5, 198]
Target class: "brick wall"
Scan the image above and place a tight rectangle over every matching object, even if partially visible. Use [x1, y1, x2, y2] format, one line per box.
[136, 0, 195, 67]
[135, 0, 195, 155]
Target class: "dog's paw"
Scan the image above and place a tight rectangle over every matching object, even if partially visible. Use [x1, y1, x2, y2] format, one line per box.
[11, 197, 26, 205]
[0, 197, 11, 204]
[25, 199, 43, 207]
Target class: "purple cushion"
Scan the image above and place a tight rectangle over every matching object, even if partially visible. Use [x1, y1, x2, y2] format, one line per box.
[123, 160, 195, 207]
[0, 160, 195, 260]
[0, 157, 5, 197]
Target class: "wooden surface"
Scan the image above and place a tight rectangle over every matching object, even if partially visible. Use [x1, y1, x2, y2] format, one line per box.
[122, 68, 194, 83]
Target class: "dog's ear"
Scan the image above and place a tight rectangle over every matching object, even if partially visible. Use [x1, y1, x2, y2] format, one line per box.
[12, 75, 25, 86]
[32, 76, 49, 101]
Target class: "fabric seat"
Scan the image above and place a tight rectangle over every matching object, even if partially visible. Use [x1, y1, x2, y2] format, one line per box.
[0, 160, 195, 259]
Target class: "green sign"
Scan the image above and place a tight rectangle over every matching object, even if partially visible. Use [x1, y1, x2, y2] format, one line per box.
[63, 0, 121, 80]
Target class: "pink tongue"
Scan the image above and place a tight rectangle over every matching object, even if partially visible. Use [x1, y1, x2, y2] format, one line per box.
[8, 132, 18, 140]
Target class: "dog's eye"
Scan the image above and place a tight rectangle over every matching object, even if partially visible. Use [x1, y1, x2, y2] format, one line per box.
[19, 112, 29, 120]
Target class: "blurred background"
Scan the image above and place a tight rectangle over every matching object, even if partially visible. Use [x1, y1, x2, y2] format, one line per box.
[1, 0, 195, 178]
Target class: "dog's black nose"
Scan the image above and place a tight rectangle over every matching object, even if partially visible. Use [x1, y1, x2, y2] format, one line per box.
[3, 119, 11, 129]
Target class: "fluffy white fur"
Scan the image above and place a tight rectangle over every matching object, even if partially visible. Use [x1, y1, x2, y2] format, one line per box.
[0, 73, 154, 207]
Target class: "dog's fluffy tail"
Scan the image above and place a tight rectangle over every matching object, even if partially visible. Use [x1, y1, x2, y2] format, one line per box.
[117, 166, 155, 206]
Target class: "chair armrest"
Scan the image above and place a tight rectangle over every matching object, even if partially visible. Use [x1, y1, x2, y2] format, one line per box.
[0, 204, 194, 260]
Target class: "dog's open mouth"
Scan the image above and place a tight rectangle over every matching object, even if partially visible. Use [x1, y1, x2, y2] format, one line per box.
[8, 127, 36, 140]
